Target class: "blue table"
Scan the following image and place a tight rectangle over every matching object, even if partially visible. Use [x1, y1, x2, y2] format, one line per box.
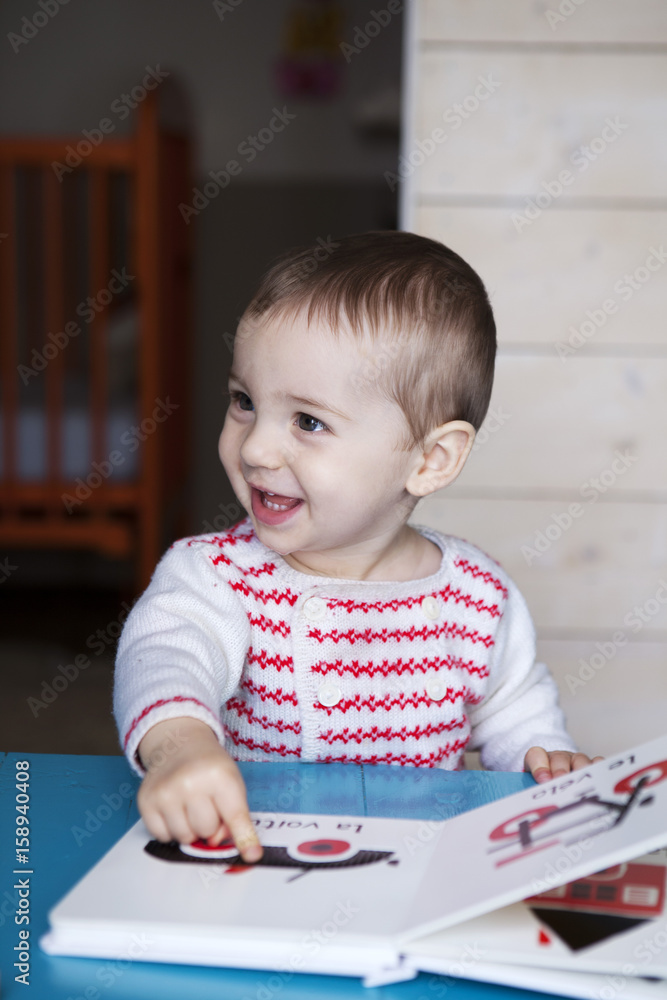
[0, 751, 553, 1000]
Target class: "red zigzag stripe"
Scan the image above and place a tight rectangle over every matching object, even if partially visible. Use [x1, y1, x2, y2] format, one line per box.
[309, 655, 488, 679]
[332, 585, 500, 618]
[226, 697, 301, 734]
[229, 577, 299, 606]
[454, 557, 509, 598]
[247, 647, 294, 673]
[317, 718, 467, 745]
[314, 688, 474, 714]
[239, 561, 281, 579]
[308, 622, 494, 648]
[226, 732, 300, 757]
[240, 677, 298, 706]
[247, 613, 291, 637]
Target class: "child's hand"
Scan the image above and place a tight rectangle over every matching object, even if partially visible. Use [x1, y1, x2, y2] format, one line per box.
[524, 746, 605, 784]
[136, 716, 263, 862]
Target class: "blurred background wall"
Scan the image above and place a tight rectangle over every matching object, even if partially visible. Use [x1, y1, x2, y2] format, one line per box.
[1, 0, 664, 760]
[0, 0, 402, 752]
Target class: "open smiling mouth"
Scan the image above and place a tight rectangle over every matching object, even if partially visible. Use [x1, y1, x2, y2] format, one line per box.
[260, 491, 302, 511]
[250, 486, 304, 522]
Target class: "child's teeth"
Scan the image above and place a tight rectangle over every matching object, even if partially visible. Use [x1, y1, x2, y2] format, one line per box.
[260, 489, 299, 512]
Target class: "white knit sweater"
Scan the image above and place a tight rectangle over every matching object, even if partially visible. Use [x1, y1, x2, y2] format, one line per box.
[114, 517, 577, 776]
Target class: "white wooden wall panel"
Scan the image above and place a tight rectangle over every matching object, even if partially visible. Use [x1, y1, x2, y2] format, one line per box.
[449, 356, 667, 493]
[403, 2, 667, 757]
[413, 206, 667, 347]
[420, 0, 667, 44]
[414, 52, 667, 199]
[537, 641, 667, 757]
[411, 498, 667, 633]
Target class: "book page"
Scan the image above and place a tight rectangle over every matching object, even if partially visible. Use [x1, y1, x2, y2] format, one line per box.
[399, 735, 667, 943]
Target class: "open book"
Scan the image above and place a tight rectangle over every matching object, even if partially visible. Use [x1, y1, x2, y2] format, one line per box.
[40, 734, 667, 995]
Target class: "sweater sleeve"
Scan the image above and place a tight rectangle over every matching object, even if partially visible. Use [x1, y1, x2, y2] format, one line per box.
[467, 575, 577, 772]
[113, 538, 250, 777]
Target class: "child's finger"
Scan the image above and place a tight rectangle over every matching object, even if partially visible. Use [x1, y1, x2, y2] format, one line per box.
[140, 806, 173, 844]
[213, 791, 262, 862]
[159, 804, 198, 846]
[571, 752, 603, 770]
[524, 745, 553, 783]
[185, 798, 226, 844]
[205, 820, 231, 847]
[546, 750, 575, 776]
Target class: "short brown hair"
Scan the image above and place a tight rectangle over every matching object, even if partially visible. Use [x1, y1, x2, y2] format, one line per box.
[239, 230, 496, 452]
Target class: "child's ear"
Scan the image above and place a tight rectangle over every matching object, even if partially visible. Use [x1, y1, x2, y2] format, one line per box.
[405, 421, 476, 498]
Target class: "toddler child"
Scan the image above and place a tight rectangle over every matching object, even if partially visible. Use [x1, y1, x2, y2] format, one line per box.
[114, 231, 601, 863]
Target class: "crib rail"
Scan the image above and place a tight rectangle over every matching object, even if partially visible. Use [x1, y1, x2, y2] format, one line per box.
[0, 89, 192, 589]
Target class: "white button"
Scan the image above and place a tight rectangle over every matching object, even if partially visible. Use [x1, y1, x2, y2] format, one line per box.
[303, 596, 327, 621]
[421, 596, 439, 619]
[426, 675, 448, 701]
[317, 682, 342, 707]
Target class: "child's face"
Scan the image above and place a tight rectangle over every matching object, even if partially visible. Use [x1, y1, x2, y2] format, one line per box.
[218, 309, 424, 568]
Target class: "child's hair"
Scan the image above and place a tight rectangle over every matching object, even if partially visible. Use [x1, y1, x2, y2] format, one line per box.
[239, 230, 496, 453]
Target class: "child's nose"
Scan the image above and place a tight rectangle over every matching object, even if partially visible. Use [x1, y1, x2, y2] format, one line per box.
[240, 421, 299, 470]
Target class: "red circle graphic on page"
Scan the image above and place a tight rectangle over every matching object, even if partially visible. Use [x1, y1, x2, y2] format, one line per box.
[489, 807, 559, 841]
[614, 760, 667, 794]
[296, 839, 351, 856]
[181, 837, 238, 859]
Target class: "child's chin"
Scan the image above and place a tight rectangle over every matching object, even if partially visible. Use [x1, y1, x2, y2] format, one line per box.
[252, 521, 293, 552]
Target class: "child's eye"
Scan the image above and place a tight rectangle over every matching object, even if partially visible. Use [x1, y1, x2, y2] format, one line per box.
[228, 390, 253, 411]
[298, 413, 328, 434]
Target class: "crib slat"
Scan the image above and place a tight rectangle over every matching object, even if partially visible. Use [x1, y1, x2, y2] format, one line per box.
[89, 169, 108, 471]
[43, 168, 65, 486]
[135, 91, 162, 585]
[0, 166, 18, 495]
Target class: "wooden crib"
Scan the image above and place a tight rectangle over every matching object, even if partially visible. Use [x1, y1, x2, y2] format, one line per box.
[0, 82, 192, 591]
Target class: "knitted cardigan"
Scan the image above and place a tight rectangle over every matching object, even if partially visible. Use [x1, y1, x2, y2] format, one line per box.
[114, 517, 577, 776]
